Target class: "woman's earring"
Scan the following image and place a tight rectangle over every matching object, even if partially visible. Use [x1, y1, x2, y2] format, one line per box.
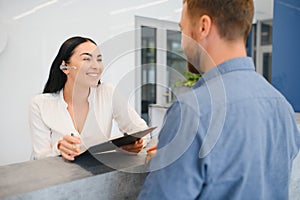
[60, 65, 68, 70]
[60, 65, 77, 70]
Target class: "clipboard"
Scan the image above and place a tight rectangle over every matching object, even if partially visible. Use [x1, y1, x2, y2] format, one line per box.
[111, 126, 156, 147]
[88, 127, 156, 154]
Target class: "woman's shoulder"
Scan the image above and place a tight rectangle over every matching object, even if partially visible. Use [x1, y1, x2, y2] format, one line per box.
[94, 82, 116, 96]
[30, 92, 60, 106]
[98, 82, 115, 91]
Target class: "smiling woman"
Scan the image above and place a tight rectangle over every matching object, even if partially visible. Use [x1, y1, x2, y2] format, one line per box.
[29, 36, 149, 161]
[43, 37, 100, 93]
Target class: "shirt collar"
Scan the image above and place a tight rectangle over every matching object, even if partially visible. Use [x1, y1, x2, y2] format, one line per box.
[59, 89, 68, 108]
[193, 57, 255, 89]
[59, 87, 96, 108]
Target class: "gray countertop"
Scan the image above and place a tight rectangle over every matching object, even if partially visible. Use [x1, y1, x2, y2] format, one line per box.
[1, 132, 299, 199]
[0, 151, 147, 200]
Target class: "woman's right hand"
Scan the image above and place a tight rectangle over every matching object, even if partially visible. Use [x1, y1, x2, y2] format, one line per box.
[58, 135, 81, 161]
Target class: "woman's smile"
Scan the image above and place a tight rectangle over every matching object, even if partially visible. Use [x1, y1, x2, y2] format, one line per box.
[86, 72, 99, 77]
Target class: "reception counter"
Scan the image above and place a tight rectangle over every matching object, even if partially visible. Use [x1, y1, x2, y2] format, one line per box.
[0, 151, 147, 200]
[1, 122, 300, 199]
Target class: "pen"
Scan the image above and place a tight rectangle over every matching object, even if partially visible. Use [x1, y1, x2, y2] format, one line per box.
[70, 133, 75, 149]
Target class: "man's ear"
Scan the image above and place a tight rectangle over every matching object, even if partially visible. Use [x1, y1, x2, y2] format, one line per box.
[197, 15, 212, 40]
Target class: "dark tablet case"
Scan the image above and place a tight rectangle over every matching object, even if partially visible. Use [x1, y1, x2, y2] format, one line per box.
[88, 127, 156, 154]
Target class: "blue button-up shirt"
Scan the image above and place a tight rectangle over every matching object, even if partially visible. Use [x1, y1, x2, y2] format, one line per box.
[138, 57, 300, 200]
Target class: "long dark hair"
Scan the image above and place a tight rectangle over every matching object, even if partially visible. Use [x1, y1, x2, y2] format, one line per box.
[43, 36, 97, 93]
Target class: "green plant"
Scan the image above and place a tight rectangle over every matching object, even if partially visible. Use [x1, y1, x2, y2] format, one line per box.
[174, 71, 202, 88]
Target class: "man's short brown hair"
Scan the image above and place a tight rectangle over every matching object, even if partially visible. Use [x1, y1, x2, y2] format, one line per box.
[184, 0, 254, 41]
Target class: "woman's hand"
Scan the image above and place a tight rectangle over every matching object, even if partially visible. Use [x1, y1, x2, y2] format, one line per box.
[58, 135, 81, 161]
[120, 138, 144, 153]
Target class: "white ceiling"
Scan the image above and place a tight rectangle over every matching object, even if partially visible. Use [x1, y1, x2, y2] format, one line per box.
[254, 0, 274, 21]
[0, 0, 274, 22]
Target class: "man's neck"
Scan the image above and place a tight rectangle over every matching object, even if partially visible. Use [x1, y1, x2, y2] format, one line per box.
[213, 43, 246, 65]
[203, 38, 247, 73]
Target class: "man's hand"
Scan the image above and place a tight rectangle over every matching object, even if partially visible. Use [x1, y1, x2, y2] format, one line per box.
[146, 145, 157, 163]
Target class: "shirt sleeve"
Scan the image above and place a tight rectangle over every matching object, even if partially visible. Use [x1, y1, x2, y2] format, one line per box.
[138, 101, 205, 200]
[29, 97, 61, 159]
[110, 85, 149, 144]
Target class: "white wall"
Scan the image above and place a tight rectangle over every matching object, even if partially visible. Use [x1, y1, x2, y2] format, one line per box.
[0, 0, 182, 165]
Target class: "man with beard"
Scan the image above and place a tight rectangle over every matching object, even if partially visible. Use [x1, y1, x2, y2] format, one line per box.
[138, 0, 300, 199]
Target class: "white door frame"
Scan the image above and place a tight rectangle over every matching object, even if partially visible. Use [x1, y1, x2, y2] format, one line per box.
[255, 20, 273, 76]
[134, 16, 180, 114]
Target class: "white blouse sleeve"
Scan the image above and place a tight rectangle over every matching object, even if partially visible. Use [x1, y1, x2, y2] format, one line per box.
[109, 85, 150, 144]
[29, 96, 60, 159]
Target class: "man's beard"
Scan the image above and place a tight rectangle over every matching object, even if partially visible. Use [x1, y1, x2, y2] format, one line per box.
[182, 32, 205, 75]
[187, 62, 200, 74]
[185, 46, 204, 74]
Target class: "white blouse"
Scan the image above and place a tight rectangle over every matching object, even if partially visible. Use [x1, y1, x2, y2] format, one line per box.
[29, 83, 148, 159]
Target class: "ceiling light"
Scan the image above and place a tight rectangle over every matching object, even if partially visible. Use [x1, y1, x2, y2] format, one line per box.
[12, 0, 58, 20]
[110, 0, 168, 15]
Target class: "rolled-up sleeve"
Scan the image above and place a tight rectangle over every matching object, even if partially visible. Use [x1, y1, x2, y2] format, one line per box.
[110, 84, 149, 144]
